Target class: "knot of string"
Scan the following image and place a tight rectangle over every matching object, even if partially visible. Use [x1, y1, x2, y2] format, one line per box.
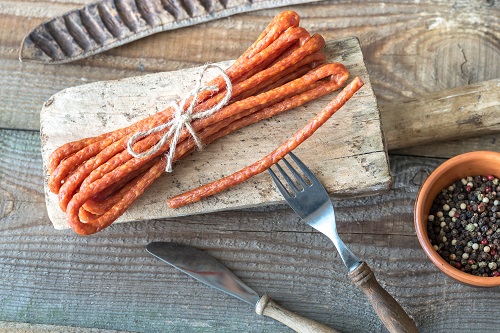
[127, 64, 232, 172]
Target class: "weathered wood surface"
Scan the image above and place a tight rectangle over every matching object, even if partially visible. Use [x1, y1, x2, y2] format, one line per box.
[2, 131, 500, 333]
[381, 78, 500, 151]
[40, 37, 390, 230]
[0, 321, 134, 333]
[1, 0, 500, 332]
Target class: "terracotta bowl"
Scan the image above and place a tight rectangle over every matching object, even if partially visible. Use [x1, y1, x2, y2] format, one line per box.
[414, 151, 500, 287]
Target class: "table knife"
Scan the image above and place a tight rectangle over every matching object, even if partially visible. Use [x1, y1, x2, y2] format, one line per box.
[20, 0, 322, 64]
[146, 241, 340, 333]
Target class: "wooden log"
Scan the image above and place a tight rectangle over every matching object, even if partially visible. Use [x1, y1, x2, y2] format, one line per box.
[381, 79, 500, 151]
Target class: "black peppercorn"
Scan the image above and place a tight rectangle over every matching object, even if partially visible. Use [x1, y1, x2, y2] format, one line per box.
[427, 175, 500, 277]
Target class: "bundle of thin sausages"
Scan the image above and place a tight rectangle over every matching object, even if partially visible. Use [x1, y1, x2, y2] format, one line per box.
[47, 11, 363, 235]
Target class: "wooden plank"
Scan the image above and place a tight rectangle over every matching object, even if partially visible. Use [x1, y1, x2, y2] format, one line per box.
[2, 1, 500, 332]
[2, 150, 500, 332]
[0, 58, 145, 131]
[0, 130, 48, 230]
[3, 1, 500, 132]
[393, 133, 500, 158]
[0, 321, 135, 333]
[40, 37, 391, 230]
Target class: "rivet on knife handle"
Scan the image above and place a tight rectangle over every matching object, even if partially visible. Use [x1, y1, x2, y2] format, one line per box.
[255, 294, 340, 333]
[19, 0, 323, 64]
[348, 262, 419, 333]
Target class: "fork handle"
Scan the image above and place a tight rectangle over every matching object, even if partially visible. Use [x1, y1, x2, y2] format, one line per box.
[348, 262, 419, 333]
[255, 294, 341, 333]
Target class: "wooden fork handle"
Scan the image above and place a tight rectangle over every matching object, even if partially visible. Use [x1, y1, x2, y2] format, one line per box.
[255, 294, 341, 333]
[348, 262, 419, 333]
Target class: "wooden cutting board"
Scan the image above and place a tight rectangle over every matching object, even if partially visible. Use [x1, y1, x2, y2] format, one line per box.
[40, 37, 391, 230]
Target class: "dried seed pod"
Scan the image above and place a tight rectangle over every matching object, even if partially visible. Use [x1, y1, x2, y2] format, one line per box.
[20, 0, 322, 64]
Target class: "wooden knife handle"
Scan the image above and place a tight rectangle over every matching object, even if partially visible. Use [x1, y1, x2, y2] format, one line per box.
[348, 262, 419, 333]
[255, 294, 340, 333]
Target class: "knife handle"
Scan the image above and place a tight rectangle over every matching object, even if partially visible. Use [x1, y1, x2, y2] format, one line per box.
[255, 294, 340, 333]
[348, 261, 419, 333]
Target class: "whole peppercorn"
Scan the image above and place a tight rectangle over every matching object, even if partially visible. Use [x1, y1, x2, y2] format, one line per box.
[427, 175, 500, 277]
[478, 204, 486, 213]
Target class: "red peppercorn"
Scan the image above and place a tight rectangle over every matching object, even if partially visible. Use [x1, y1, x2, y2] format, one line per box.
[455, 262, 462, 269]
[490, 250, 498, 256]
[488, 175, 495, 181]
[481, 238, 488, 245]
[466, 185, 472, 192]
[486, 186, 492, 193]
[493, 271, 500, 277]
[454, 212, 460, 218]
[478, 204, 486, 213]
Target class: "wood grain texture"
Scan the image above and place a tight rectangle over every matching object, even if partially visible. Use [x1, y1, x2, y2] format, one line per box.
[0, 321, 135, 333]
[348, 262, 418, 333]
[40, 37, 390, 230]
[2, 1, 500, 332]
[2, 1, 500, 133]
[255, 294, 341, 333]
[2, 135, 500, 332]
[392, 133, 500, 158]
[381, 79, 500, 150]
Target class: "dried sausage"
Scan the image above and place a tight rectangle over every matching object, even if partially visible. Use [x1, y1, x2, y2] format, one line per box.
[47, 10, 361, 235]
[167, 77, 364, 208]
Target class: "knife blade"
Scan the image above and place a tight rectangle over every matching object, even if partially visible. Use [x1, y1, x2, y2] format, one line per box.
[19, 0, 322, 64]
[146, 241, 340, 333]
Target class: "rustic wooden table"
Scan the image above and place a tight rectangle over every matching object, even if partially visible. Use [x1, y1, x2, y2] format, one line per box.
[1, 1, 500, 332]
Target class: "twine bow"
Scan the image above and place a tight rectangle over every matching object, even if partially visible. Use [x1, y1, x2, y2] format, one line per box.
[127, 64, 233, 172]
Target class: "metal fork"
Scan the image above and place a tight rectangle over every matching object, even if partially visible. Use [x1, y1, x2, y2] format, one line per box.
[269, 152, 419, 333]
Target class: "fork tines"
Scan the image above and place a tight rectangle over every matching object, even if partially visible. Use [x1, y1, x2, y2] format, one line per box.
[268, 152, 317, 198]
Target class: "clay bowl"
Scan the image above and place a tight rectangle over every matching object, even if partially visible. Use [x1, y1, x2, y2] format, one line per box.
[414, 151, 500, 287]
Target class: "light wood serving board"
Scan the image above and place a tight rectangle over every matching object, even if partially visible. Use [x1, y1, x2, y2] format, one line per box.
[40, 37, 391, 230]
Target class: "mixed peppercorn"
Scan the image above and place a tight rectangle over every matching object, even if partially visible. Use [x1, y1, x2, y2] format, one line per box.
[427, 175, 500, 277]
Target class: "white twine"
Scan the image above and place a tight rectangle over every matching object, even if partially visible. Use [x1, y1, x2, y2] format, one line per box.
[127, 64, 233, 172]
